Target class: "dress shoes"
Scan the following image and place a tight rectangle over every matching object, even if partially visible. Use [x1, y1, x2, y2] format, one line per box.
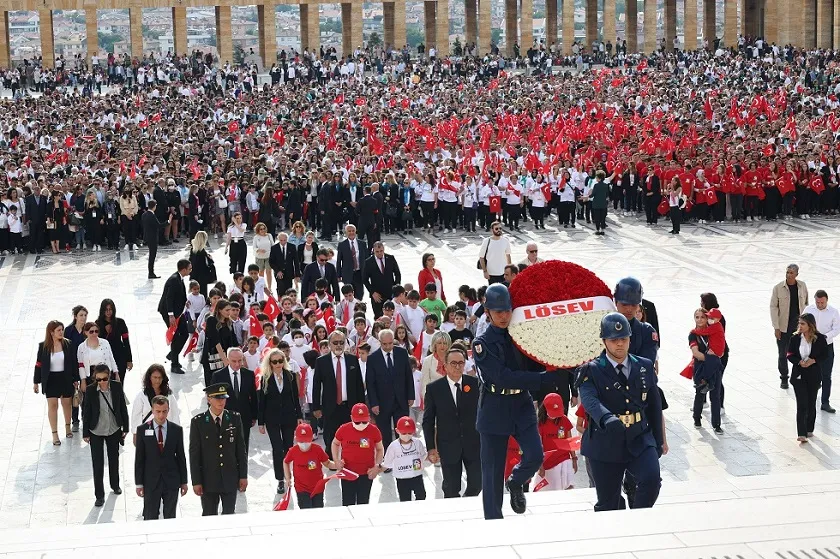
[506, 479, 527, 515]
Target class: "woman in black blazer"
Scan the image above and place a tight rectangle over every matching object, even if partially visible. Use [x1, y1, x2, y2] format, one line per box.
[296, 232, 319, 274]
[33, 320, 80, 445]
[188, 230, 216, 297]
[258, 348, 303, 495]
[95, 298, 133, 383]
[787, 313, 828, 442]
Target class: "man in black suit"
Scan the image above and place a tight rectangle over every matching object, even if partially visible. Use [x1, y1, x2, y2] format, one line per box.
[312, 331, 365, 458]
[83, 364, 130, 507]
[268, 231, 299, 297]
[356, 186, 380, 247]
[362, 241, 402, 318]
[23, 185, 46, 254]
[336, 224, 367, 300]
[365, 330, 414, 447]
[620, 168, 641, 214]
[157, 259, 191, 374]
[422, 347, 481, 498]
[152, 179, 171, 245]
[134, 395, 188, 520]
[643, 168, 662, 225]
[211, 348, 258, 452]
[142, 200, 167, 279]
[300, 247, 340, 299]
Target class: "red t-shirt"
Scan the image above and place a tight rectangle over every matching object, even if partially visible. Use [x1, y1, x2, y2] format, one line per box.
[284, 444, 329, 493]
[576, 403, 588, 430]
[539, 416, 574, 463]
[334, 422, 382, 475]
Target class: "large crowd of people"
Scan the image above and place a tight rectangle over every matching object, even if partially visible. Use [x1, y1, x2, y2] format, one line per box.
[23, 35, 840, 519]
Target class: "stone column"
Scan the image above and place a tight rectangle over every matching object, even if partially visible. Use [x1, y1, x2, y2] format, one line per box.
[684, 0, 697, 50]
[724, 0, 738, 46]
[394, 0, 407, 48]
[834, 0, 840, 49]
[626, 0, 638, 52]
[424, 1, 436, 51]
[38, 9, 55, 68]
[799, 0, 815, 48]
[703, 0, 716, 47]
[562, 0, 574, 54]
[129, 5, 143, 60]
[216, 5, 232, 64]
[505, 0, 517, 56]
[257, 3, 276, 65]
[585, 0, 597, 49]
[818, 0, 832, 48]
[84, 7, 98, 65]
[351, 2, 363, 52]
[0, 12, 10, 69]
[465, 0, 477, 46]
[342, 3, 352, 55]
[437, 0, 450, 54]
[384, 2, 395, 47]
[301, 3, 321, 53]
[478, 0, 491, 54]
[172, 6, 188, 57]
[644, 0, 658, 53]
[668, 0, 679, 48]
[521, 0, 533, 51]
[546, 0, 558, 50]
[604, 0, 616, 47]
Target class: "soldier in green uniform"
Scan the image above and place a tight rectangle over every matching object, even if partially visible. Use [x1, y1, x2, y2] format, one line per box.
[189, 383, 248, 515]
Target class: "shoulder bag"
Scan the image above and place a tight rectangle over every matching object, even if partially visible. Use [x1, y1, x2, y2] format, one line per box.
[476, 238, 490, 270]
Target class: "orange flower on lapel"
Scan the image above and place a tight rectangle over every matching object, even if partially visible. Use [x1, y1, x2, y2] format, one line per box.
[463, 385, 471, 393]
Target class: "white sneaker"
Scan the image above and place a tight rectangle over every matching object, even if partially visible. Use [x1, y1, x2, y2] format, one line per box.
[214, 232, 219, 239]
[75, 244, 81, 250]
[131, 244, 138, 251]
[187, 352, 195, 363]
[123, 243, 129, 250]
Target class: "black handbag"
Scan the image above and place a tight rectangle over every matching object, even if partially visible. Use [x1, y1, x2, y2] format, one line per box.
[207, 255, 218, 283]
[385, 205, 399, 218]
[476, 238, 490, 270]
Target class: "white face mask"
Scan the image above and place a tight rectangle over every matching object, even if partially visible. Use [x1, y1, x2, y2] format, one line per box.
[398, 434, 413, 442]
[352, 421, 368, 432]
[298, 442, 311, 452]
[294, 338, 304, 347]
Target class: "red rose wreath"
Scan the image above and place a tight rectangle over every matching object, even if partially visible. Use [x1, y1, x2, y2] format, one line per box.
[508, 260, 616, 369]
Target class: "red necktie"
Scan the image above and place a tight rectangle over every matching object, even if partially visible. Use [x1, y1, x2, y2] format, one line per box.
[343, 303, 350, 325]
[335, 357, 343, 405]
[157, 425, 164, 453]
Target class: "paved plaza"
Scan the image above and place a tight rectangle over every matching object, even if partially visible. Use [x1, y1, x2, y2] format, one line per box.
[1, 214, 840, 528]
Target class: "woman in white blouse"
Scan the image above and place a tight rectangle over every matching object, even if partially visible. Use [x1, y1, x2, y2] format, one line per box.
[130, 364, 180, 445]
[419, 331, 452, 400]
[786, 313, 827, 443]
[252, 222, 274, 291]
[77, 322, 118, 391]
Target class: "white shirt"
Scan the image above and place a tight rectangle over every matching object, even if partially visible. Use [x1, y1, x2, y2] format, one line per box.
[803, 304, 840, 344]
[605, 354, 631, 378]
[333, 354, 348, 402]
[447, 375, 462, 405]
[382, 437, 427, 479]
[800, 337, 812, 361]
[479, 236, 512, 276]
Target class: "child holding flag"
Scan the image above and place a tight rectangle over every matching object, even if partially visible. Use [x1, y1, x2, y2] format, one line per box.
[535, 393, 577, 491]
[283, 424, 336, 509]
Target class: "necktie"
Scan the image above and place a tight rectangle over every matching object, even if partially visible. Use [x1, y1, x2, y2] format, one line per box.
[335, 357, 343, 405]
[616, 363, 627, 379]
[281, 246, 286, 259]
[157, 425, 164, 452]
[386, 352, 393, 372]
[351, 241, 358, 270]
[215, 416, 222, 430]
[233, 371, 240, 395]
[378, 258, 384, 274]
[455, 382, 462, 409]
[320, 265, 325, 278]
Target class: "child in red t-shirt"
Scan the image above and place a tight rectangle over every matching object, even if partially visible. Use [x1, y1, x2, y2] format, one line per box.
[283, 423, 336, 509]
[692, 308, 726, 357]
[536, 393, 577, 491]
[332, 403, 384, 506]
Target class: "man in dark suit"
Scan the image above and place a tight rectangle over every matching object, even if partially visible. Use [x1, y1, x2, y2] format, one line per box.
[211, 348, 258, 452]
[643, 168, 662, 225]
[83, 365, 131, 507]
[268, 231, 299, 297]
[152, 180, 171, 245]
[312, 331, 365, 458]
[336, 224, 367, 300]
[134, 394, 189, 520]
[356, 186, 380, 247]
[300, 247, 340, 299]
[142, 199, 166, 279]
[620, 168, 641, 213]
[189, 383, 248, 515]
[422, 347, 481, 498]
[24, 185, 46, 254]
[362, 241, 402, 317]
[157, 259, 191, 374]
[365, 330, 414, 447]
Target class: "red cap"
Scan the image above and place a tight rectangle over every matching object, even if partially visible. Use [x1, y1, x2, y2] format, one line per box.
[295, 423, 314, 443]
[543, 393, 566, 419]
[706, 309, 723, 321]
[351, 403, 370, 422]
[395, 416, 416, 435]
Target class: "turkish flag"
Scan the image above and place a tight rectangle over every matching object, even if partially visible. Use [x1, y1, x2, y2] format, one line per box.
[334, 93, 345, 105]
[139, 119, 149, 129]
[413, 331, 424, 361]
[705, 189, 718, 204]
[249, 309, 262, 337]
[130, 163, 138, 181]
[64, 136, 75, 148]
[264, 296, 281, 321]
[182, 331, 199, 356]
[489, 195, 502, 214]
[273, 490, 291, 511]
[553, 436, 581, 453]
[151, 113, 162, 123]
[533, 477, 550, 492]
[657, 199, 669, 216]
[680, 361, 694, 379]
[228, 121, 239, 134]
[273, 126, 286, 146]
[165, 315, 181, 345]
[309, 468, 360, 497]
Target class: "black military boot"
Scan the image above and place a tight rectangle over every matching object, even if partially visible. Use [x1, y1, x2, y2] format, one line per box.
[506, 478, 527, 514]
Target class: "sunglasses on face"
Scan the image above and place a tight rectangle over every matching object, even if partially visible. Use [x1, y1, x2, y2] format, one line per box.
[88, 329, 99, 334]
[352, 421, 369, 426]
[95, 377, 109, 383]
[270, 359, 284, 365]
[331, 341, 345, 346]
[528, 250, 538, 254]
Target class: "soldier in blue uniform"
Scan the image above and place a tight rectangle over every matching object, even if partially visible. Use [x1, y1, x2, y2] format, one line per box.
[615, 277, 659, 364]
[473, 283, 564, 520]
[576, 312, 664, 511]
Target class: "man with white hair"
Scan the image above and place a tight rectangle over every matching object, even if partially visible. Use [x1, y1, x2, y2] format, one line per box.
[518, 242, 544, 268]
[365, 329, 414, 447]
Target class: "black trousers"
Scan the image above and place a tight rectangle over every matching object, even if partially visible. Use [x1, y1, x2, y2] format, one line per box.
[266, 422, 296, 480]
[669, 206, 681, 233]
[592, 207, 608, 231]
[644, 195, 660, 223]
[296, 491, 324, 509]
[161, 312, 188, 369]
[371, 297, 385, 319]
[143, 487, 179, 520]
[777, 332, 793, 381]
[200, 491, 237, 515]
[90, 430, 122, 500]
[228, 240, 247, 274]
[396, 475, 426, 501]
[374, 405, 408, 448]
[341, 476, 373, 506]
[323, 403, 350, 459]
[276, 275, 293, 298]
[822, 344, 834, 407]
[792, 368, 821, 436]
[441, 455, 482, 498]
[147, 243, 158, 276]
[506, 202, 520, 229]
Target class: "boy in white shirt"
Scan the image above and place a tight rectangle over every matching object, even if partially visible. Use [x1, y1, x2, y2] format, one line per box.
[258, 322, 275, 352]
[381, 416, 427, 501]
[248, 265, 270, 301]
[243, 336, 261, 371]
[335, 284, 360, 327]
[186, 280, 207, 321]
[289, 330, 309, 367]
[401, 291, 427, 344]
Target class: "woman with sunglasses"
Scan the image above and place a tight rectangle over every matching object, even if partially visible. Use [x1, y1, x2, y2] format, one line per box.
[77, 321, 119, 394]
[258, 348, 303, 494]
[33, 320, 79, 445]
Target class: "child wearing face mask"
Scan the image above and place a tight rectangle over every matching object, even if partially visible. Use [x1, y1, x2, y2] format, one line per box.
[381, 416, 428, 501]
[283, 423, 336, 509]
[332, 403, 384, 506]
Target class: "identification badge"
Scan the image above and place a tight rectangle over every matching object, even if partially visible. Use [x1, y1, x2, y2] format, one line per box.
[92, 211, 97, 218]
[229, 437, 234, 443]
[108, 213, 113, 219]
[642, 392, 647, 401]
[145, 429, 154, 436]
